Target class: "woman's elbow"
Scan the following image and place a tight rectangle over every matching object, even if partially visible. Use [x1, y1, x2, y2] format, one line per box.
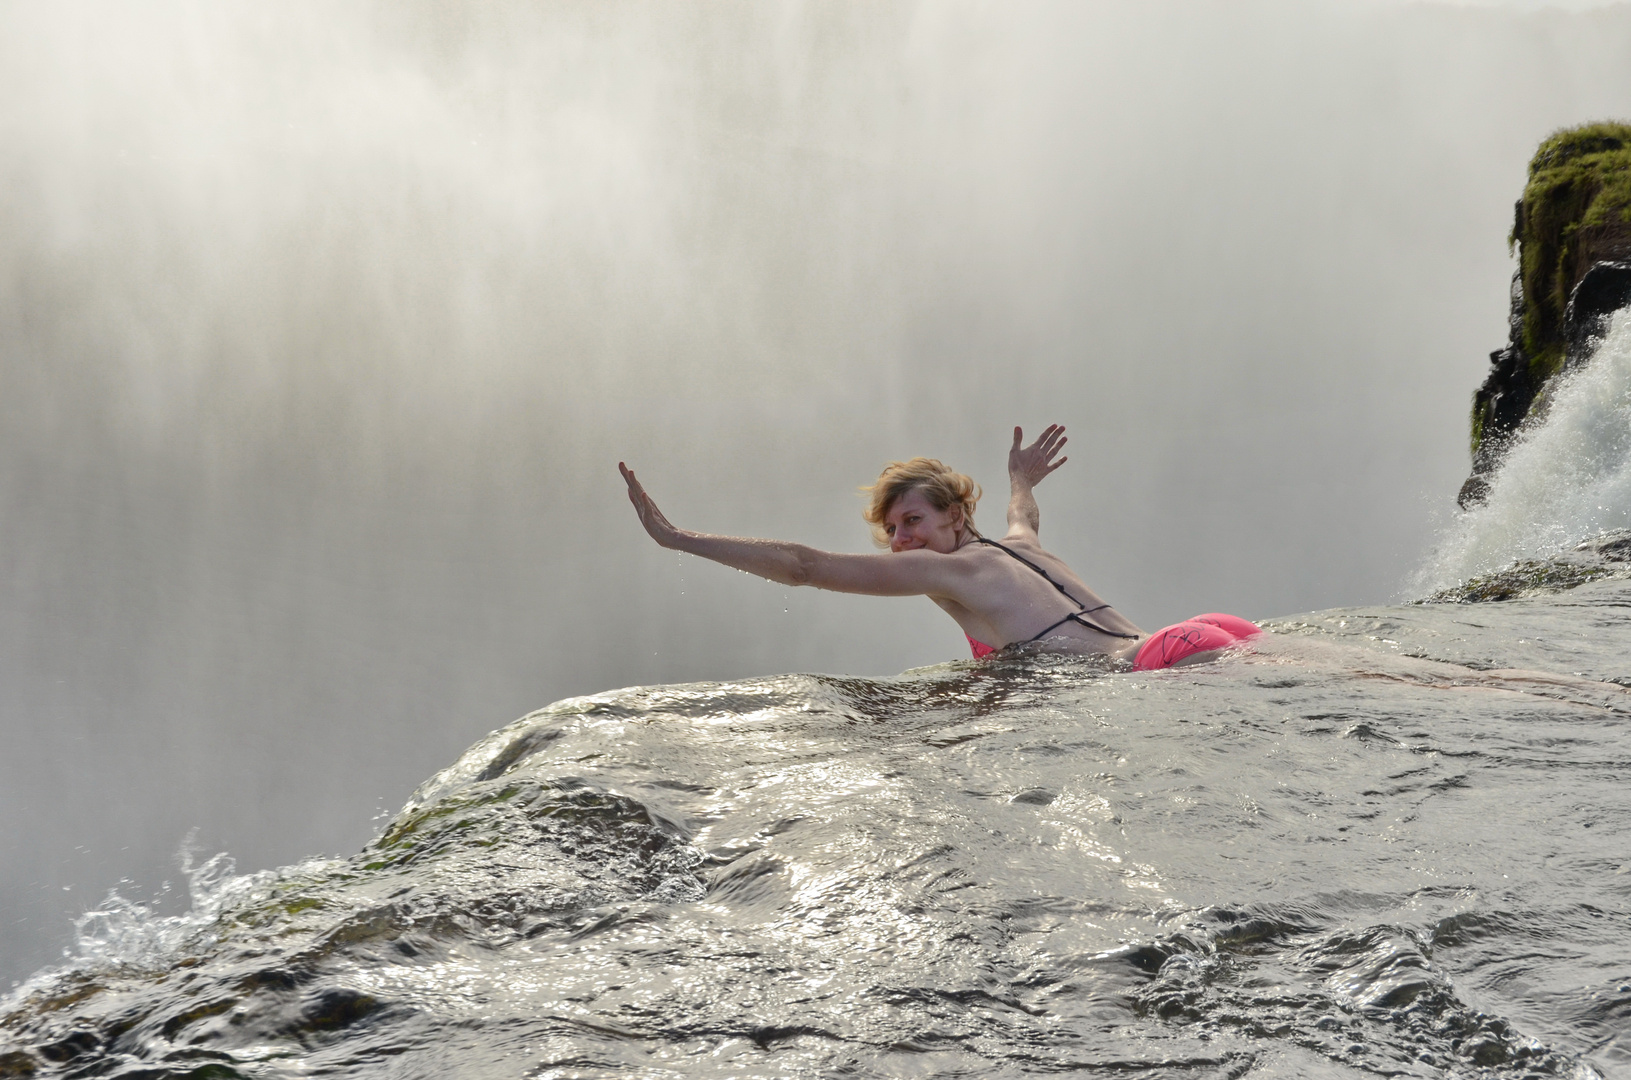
[786, 550, 818, 587]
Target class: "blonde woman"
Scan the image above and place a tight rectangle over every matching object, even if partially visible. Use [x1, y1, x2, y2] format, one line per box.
[620, 425, 1260, 669]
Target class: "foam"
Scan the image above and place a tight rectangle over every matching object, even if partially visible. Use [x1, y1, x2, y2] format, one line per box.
[1419, 307, 1631, 592]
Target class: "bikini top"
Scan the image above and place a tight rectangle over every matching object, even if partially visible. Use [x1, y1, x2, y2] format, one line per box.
[973, 536, 1140, 642]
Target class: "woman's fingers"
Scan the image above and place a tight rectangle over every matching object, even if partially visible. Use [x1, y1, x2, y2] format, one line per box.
[1013, 425, 1069, 463]
[620, 462, 655, 525]
[1013, 424, 1070, 481]
[1018, 425, 1066, 469]
[620, 462, 683, 546]
[621, 464, 653, 506]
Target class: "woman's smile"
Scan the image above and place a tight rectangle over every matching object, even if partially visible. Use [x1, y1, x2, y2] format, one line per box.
[883, 488, 962, 554]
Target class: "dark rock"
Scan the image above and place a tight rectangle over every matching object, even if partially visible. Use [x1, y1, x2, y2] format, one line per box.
[0, 1051, 38, 1078]
[1455, 475, 1490, 511]
[1418, 528, 1631, 602]
[297, 987, 381, 1032]
[1459, 123, 1631, 508]
[1563, 260, 1631, 366]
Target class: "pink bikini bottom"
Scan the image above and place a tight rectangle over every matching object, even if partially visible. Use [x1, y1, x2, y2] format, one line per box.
[967, 612, 1262, 668]
[966, 635, 998, 659]
[1131, 613, 1263, 671]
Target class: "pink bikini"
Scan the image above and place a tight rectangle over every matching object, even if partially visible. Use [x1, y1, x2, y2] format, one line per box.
[1128, 612, 1263, 670]
[963, 538, 1261, 670]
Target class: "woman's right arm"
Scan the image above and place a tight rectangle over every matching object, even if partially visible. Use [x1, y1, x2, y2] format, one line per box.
[1006, 425, 1068, 539]
[620, 463, 963, 597]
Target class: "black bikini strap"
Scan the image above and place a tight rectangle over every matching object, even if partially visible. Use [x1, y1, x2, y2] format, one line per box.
[1060, 612, 1139, 640]
[974, 537, 1084, 605]
[1025, 611, 1139, 642]
[1027, 612, 1082, 641]
[973, 537, 1139, 641]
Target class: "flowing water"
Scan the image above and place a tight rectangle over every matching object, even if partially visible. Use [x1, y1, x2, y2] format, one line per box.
[8, 311, 1631, 1076]
[1422, 309, 1631, 590]
[3, 603, 1630, 1079]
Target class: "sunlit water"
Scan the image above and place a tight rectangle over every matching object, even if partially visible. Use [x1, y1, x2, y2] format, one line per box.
[3, 593, 1630, 1078]
[8, 326, 1631, 1079]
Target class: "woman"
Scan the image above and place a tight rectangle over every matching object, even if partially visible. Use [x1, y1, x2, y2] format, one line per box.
[620, 425, 1261, 670]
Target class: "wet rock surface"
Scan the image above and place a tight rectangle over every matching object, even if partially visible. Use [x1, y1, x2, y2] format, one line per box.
[1421, 529, 1631, 603]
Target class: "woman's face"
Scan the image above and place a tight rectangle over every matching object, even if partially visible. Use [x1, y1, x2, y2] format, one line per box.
[883, 488, 964, 554]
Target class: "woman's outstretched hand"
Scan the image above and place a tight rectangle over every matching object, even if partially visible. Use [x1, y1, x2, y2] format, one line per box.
[620, 462, 686, 549]
[1009, 424, 1068, 488]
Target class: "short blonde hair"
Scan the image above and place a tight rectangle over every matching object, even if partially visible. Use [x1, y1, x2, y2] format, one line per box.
[861, 458, 981, 547]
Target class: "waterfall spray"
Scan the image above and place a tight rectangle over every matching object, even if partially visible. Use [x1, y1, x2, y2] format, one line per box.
[1421, 307, 1631, 591]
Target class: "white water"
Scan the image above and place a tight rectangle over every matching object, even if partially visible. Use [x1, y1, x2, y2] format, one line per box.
[1419, 307, 1631, 591]
[9, 0, 1631, 994]
[10, 623, 1631, 1076]
[68, 852, 245, 970]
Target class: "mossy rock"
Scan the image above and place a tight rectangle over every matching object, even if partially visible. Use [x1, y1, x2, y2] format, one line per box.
[1421, 530, 1631, 603]
[1421, 559, 1613, 603]
[1514, 122, 1631, 383]
[1464, 122, 1631, 502]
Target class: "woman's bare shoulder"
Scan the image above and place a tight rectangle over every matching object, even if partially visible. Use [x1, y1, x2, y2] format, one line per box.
[985, 533, 1057, 561]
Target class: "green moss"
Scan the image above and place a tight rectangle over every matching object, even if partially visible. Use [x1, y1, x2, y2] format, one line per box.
[1421, 558, 1614, 603]
[1514, 122, 1631, 382]
[372, 783, 525, 854]
[1470, 123, 1631, 467]
[0, 1051, 37, 1077]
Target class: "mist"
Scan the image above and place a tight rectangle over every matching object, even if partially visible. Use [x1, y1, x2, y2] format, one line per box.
[4, 0, 1631, 984]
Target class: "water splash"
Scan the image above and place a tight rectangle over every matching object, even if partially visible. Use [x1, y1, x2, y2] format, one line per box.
[66, 849, 254, 973]
[1419, 307, 1631, 593]
[4, 646, 1628, 1076]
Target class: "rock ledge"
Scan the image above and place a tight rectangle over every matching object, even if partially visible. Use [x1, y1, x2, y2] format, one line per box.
[1461, 122, 1631, 508]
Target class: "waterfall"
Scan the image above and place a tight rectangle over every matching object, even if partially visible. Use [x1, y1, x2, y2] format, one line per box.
[1420, 307, 1631, 590]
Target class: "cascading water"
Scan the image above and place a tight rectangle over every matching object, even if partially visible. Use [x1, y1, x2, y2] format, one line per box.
[5, 548, 1631, 1076]
[1419, 307, 1631, 592]
[9, 319, 1631, 1075]
[7, 7, 1631, 1078]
